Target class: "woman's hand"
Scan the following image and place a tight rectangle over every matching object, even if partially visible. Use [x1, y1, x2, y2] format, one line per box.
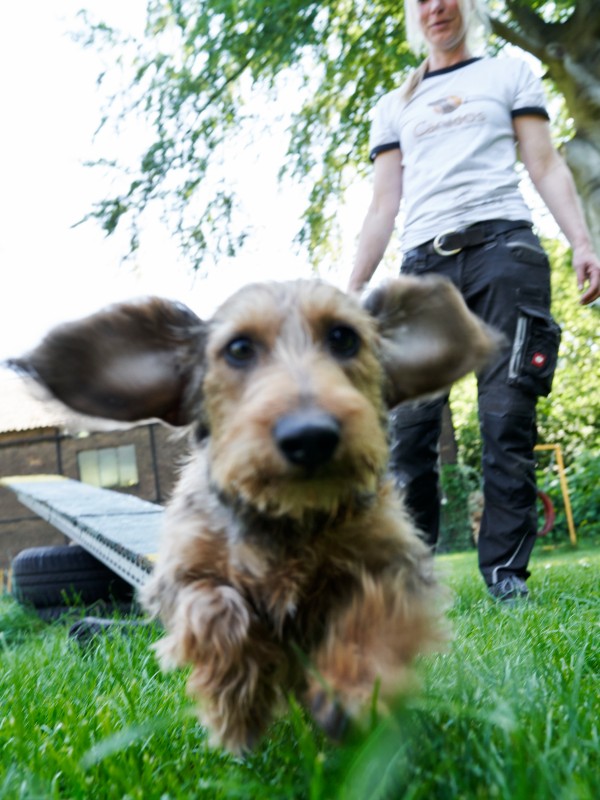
[572, 243, 600, 305]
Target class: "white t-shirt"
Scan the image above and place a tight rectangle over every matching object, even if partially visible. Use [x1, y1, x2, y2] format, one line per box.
[369, 57, 549, 251]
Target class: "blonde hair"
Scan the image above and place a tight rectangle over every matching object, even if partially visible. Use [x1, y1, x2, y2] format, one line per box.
[402, 0, 489, 99]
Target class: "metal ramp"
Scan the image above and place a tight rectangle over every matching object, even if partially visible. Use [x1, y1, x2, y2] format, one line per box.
[1, 475, 163, 588]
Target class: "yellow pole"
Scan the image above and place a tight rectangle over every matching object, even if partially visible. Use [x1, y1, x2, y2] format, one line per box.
[554, 445, 577, 546]
[534, 444, 577, 546]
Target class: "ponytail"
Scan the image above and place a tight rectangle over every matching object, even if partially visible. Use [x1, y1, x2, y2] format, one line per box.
[402, 58, 429, 101]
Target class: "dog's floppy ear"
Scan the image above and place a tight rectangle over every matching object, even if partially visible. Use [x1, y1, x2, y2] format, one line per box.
[363, 275, 501, 407]
[9, 298, 207, 426]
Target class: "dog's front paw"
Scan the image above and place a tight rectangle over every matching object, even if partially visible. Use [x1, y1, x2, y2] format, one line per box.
[202, 713, 262, 757]
[308, 689, 350, 742]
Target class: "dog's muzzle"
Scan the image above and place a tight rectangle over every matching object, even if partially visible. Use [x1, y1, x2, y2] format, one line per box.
[273, 410, 341, 470]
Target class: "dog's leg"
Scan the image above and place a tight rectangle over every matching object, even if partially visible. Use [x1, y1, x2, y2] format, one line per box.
[305, 569, 440, 737]
[150, 579, 285, 753]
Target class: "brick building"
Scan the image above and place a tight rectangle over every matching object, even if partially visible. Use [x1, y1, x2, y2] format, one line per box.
[0, 368, 188, 569]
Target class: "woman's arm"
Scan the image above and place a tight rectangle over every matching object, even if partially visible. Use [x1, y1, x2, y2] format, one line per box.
[514, 115, 600, 305]
[347, 149, 403, 293]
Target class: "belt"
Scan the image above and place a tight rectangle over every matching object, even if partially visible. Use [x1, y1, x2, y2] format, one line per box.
[414, 219, 532, 257]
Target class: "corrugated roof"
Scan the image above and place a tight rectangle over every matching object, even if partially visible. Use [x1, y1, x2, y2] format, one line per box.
[0, 366, 147, 436]
[0, 366, 71, 433]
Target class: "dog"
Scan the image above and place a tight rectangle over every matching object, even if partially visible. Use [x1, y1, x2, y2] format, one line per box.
[12, 276, 497, 753]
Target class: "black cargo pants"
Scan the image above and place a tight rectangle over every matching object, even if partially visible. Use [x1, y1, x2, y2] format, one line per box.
[390, 220, 561, 586]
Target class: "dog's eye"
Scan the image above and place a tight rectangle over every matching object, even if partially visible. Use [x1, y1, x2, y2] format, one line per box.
[224, 336, 257, 368]
[326, 325, 361, 359]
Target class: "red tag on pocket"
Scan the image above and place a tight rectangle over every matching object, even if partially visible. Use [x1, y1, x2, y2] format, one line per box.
[531, 352, 547, 368]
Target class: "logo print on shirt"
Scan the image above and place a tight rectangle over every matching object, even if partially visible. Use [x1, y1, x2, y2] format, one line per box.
[429, 96, 464, 114]
[415, 94, 485, 137]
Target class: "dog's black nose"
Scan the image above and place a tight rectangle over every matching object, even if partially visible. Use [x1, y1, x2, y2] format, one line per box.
[273, 411, 341, 469]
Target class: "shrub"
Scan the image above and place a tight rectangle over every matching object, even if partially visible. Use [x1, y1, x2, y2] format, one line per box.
[538, 450, 600, 541]
[438, 463, 481, 552]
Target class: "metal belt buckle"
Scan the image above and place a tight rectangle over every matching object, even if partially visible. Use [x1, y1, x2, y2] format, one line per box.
[433, 230, 462, 256]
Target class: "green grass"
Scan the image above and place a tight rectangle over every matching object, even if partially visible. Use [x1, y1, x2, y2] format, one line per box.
[1, 538, 599, 799]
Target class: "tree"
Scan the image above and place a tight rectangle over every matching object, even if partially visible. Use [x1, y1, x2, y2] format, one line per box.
[82, 0, 413, 267]
[83, 0, 599, 269]
[81, 2, 598, 545]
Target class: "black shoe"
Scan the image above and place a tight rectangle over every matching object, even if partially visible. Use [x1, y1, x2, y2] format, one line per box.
[488, 575, 529, 603]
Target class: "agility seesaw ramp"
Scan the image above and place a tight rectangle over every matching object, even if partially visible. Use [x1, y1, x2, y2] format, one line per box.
[0, 475, 162, 588]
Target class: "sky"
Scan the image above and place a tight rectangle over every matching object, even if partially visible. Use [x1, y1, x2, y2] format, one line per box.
[0, 1, 368, 363]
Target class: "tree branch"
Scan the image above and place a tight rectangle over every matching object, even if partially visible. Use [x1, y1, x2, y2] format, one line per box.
[488, 1, 562, 61]
[504, 1, 549, 40]
[488, 14, 545, 61]
[569, 0, 600, 35]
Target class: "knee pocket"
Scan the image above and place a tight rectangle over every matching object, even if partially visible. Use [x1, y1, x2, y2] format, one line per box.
[507, 305, 561, 397]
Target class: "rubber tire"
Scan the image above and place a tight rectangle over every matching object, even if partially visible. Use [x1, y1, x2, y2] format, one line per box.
[11, 545, 134, 609]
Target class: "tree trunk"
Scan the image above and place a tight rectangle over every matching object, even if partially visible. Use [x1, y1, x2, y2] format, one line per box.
[440, 400, 458, 466]
[490, 1, 600, 253]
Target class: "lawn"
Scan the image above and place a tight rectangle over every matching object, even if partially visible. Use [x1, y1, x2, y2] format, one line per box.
[1, 538, 598, 799]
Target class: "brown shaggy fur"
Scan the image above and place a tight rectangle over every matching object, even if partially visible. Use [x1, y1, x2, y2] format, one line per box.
[13, 276, 498, 753]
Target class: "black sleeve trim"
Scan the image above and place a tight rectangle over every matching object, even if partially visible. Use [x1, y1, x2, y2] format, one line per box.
[369, 142, 400, 162]
[511, 106, 550, 121]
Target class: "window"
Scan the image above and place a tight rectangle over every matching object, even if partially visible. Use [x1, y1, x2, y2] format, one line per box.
[77, 445, 139, 488]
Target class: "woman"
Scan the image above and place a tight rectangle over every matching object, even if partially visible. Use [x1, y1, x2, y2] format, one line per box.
[348, 0, 600, 601]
